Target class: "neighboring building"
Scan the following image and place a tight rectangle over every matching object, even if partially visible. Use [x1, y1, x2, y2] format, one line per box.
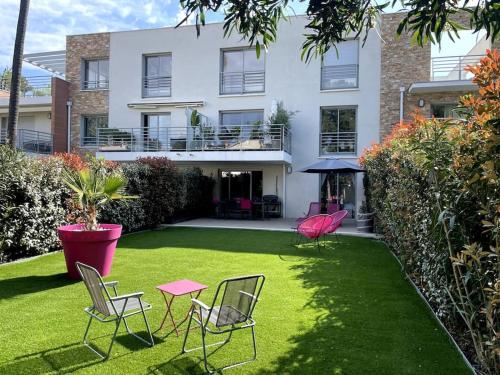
[0, 52, 70, 155]
[22, 13, 497, 218]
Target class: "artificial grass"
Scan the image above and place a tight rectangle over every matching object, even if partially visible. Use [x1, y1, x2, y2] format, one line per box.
[0, 228, 470, 374]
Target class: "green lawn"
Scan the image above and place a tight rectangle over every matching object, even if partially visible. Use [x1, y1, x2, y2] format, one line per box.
[0, 228, 469, 374]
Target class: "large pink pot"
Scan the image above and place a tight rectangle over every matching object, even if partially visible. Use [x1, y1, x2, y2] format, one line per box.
[58, 224, 122, 279]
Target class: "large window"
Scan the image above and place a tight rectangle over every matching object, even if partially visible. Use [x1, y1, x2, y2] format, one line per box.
[220, 170, 263, 201]
[321, 172, 356, 218]
[220, 49, 265, 94]
[320, 107, 357, 154]
[142, 113, 171, 151]
[321, 40, 359, 90]
[82, 59, 109, 90]
[431, 103, 459, 119]
[82, 115, 108, 146]
[220, 110, 264, 126]
[143, 54, 172, 97]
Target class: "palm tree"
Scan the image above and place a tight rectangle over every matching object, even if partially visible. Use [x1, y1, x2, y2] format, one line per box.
[7, 0, 30, 149]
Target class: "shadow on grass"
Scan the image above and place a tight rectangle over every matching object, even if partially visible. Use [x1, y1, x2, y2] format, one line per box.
[0, 343, 100, 374]
[147, 355, 205, 374]
[0, 273, 76, 300]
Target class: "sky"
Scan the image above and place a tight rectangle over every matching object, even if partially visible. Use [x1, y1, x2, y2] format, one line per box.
[0, 0, 487, 77]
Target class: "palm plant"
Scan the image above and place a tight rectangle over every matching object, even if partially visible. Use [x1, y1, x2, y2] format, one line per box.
[62, 167, 136, 231]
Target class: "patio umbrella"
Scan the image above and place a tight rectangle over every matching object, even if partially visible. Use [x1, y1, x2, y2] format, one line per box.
[298, 158, 365, 174]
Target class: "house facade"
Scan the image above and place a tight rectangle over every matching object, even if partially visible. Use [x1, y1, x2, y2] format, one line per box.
[20, 13, 497, 218]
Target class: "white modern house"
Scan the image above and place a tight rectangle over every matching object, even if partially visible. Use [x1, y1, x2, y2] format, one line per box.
[21, 13, 495, 219]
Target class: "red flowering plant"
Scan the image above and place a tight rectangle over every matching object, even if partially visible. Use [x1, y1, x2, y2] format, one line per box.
[361, 50, 499, 373]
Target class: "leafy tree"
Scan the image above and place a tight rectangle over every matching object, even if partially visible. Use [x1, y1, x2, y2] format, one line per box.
[1, 68, 32, 95]
[177, 0, 499, 61]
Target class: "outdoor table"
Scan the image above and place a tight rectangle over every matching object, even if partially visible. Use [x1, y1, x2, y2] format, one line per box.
[155, 279, 208, 337]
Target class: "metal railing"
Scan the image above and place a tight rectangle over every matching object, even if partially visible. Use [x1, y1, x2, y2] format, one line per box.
[0, 75, 52, 97]
[320, 131, 357, 154]
[321, 64, 358, 90]
[220, 70, 265, 94]
[143, 76, 172, 97]
[0, 128, 53, 154]
[82, 79, 109, 90]
[96, 124, 291, 154]
[431, 54, 483, 81]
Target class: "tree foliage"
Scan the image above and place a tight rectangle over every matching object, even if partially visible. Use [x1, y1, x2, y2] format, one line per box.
[177, 0, 499, 61]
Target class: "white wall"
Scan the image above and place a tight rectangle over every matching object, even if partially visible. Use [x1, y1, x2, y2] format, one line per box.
[108, 16, 381, 218]
[0, 111, 51, 133]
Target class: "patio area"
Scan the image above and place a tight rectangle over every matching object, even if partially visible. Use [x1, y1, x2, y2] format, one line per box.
[169, 218, 377, 238]
[0, 228, 468, 374]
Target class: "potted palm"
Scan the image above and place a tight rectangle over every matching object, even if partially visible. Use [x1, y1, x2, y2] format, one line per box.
[58, 164, 135, 279]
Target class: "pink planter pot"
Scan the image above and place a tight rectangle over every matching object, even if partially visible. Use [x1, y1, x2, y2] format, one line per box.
[58, 224, 122, 279]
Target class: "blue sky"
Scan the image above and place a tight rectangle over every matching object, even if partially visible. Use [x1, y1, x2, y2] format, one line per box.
[0, 0, 486, 77]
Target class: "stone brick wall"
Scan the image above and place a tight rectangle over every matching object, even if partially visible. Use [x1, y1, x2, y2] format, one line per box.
[379, 13, 430, 138]
[50, 77, 69, 152]
[66, 33, 110, 151]
[379, 11, 477, 138]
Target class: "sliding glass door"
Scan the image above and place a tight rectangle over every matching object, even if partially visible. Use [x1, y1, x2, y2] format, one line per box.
[320, 172, 356, 218]
[220, 170, 263, 201]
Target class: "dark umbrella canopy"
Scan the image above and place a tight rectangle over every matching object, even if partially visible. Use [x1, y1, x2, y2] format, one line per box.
[298, 158, 365, 173]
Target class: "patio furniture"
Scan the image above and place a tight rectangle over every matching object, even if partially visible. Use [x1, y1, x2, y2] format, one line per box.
[296, 214, 334, 251]
[75, 262, 154, 360]
[324, 210, 349, 241]
[155, 279, 208, 337]
[326, 203, 341, 214]
[181, 275, 266, 374]
[240, 198, 253, 219]
[296, 202, 321, 223]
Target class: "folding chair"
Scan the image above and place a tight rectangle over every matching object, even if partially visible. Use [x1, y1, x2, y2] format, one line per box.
[76, 262, 154, 360]
[181, 275, 265, 373]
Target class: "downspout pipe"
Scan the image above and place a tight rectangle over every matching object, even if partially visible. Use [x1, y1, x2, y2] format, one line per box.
[399, 86, 405, 125]
[66, 100, 72, 152]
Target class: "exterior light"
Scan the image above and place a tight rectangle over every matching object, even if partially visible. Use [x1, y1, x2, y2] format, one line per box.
[418, 99, 425, 108]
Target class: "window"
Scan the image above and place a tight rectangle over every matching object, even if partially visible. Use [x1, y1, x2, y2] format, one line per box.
[0, 118, 6, 143]
[320, 107, 357, 154]
[143, 54, 172, 97]
[220, 170, 263, 201]
[81, 115, 108, 146]
[431, 103, 459, 119]
[220, 110, 264, 126]
[142, 113, 170, 151]
[321, 40, 359, 90]
[321, 172, 356, 218]
[220, 49, 265, 94]
[82, 59, 109, 90]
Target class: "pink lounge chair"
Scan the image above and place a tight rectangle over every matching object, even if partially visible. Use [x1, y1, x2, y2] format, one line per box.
[324, 210, 349, 240]
[297, 214, 334, 251]
[296, 202, 321, 223]
[326, 203, 340, 215]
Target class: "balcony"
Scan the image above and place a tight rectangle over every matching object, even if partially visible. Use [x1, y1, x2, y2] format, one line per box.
[320, 132, 357, 155]
[95, 124, 291, 163]
[143, 76, 172, 97]
[321, 64, 359, 90]
[0, 76, 52, 97]
[82, 79, 109, 90]
[220, 71, 265, 95]
[0, 128, 53, 154]
[409, 54, 484, 94]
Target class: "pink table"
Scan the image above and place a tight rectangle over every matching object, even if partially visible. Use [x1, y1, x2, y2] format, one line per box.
[155, 279, 208, 337]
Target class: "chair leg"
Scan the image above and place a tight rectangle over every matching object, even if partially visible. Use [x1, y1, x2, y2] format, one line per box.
[122, 310, 155, 347]
[181, 309, 195, 354]
[82, 315, 119, 361]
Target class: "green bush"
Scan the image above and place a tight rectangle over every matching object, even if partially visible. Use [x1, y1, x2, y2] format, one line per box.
[0, 147, 68, 262]
[176, 167, 215, 219]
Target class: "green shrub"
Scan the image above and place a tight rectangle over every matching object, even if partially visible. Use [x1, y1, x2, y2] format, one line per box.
[0, 147, 68, 262]
[177, 167, 215, 219]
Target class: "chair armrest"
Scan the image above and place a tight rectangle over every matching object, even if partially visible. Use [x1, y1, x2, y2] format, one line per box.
[239, 290, 258, 301]
[100, 281, 118, 288]
[191, 298, 210, 311]
[110, 292, 144, 301]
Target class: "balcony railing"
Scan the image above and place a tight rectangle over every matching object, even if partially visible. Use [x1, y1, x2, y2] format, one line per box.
[320, 131, 357, 154]
[431, 54, 483, 81]
[143, 76, 172, 97]
[0, 75, 52, 97]
[220, 71, 265, 94]
[96, 124, 291, 154]
[321, 64, 358, 90]
[82, 79, 109, 90]
[0, 128, 53, 154]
